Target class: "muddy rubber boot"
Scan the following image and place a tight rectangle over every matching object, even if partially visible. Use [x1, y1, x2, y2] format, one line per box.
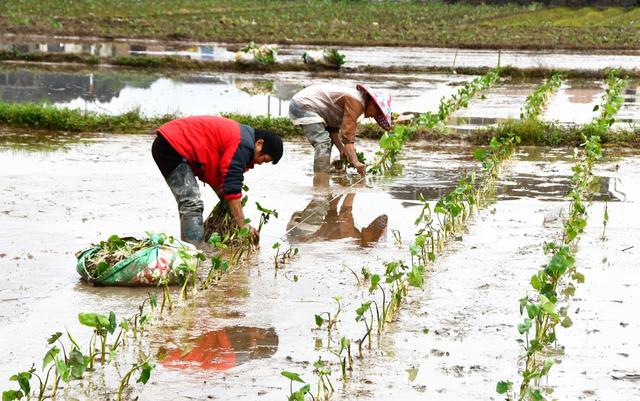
[165, 162, 204, 244]
[361, 214, 388, 246]
[312, 140, 331, 173]
[302, 123, 332, 173]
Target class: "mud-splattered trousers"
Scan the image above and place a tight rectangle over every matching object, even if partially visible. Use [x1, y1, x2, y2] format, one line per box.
[152, 134, 204, 243]
[289, 99, 333, 172]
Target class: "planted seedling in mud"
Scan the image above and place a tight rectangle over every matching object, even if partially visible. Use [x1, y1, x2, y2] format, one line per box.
[78, 312, 117, 368]
[3, 368, 33, 401]
[256, 202, 279, 233]
[313, 357, 334, 401]
[330, 336, 352, 382]
[355, 301, 374, 355]
[117, 355, 154, 401]
[175, 249, 206, 301]
[314, 296, 342, 336]
[158, 275, 173, 314]
[272, 242, 299, 270]
[281, 371, 312, 401]
[600, 201, 609, 241]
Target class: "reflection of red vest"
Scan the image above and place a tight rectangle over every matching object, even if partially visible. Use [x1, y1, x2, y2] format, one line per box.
[161, 329, 236, 371]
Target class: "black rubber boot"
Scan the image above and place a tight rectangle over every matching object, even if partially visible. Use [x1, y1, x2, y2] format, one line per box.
[165, 163, 204, 244]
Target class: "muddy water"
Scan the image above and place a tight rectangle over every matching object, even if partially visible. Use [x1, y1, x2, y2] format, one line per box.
[0, 131, 638, 400]
[1, 66, 639, 129]
[4, 34, 640, 70]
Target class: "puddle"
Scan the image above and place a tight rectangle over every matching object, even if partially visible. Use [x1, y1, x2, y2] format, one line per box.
[0, 132, 638, 399]
[4, 35, 640, 70]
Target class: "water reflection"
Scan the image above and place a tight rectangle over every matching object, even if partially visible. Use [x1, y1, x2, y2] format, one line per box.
[287, 192, 388, 247]
[388, 172, 623, 203]
[0, 41, 235, 62]
[158, 326, 278, 371]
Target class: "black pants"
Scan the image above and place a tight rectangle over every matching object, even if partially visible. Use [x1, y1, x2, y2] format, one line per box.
[151, 133, 183, 178]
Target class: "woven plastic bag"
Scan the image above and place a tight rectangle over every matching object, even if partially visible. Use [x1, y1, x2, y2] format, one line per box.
[76, 235, 198, 286]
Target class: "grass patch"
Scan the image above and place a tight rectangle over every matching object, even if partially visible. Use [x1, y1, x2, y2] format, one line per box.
[1, 101, 637, 147]
[0, 1, 639, 50]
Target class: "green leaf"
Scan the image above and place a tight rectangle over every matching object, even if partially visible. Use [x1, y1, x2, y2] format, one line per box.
[78, 312, 110, 328]
[149, 293, 157, 309]
[68, 348, 88, 379]
[281, 371, 304, 383]
[368, 274, 380, 294]
[55, 357, 70, 382]
[541, 359, 554, 376]
[47, 332, 62, 345]
[314, 314, 324, 327]
[2, 390, 23, 401]
[561, 316, 573, 328]
[526, 303, 540, 319]
[108, 311, 117, 334]
[518, 318, 532, 334]
[137, 362, 154, 384]
[407, 264, 425, 289]
[496, 380, 513, 394]
[207, 232, 222, 245]
[43, 346, 60, 370]
[473, 148, 486, 161]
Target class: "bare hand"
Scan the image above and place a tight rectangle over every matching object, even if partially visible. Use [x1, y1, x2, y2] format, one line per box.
[353, 161, 367, 177]
[246, 224, 260, 244]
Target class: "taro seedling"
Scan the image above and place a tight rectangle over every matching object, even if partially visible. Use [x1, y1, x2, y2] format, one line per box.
[272, 242, 299, 270]
[313, 357, 334, 401]
[281, 371, 311, 401]
[601, 201, 609, 241]
[355, 301, 374, 355]
[3, 368, 33, 401]
[314, 296, 342, 336]
[256, 202, 278, 233]
[117, 355, 154, 401]
[78, 311, 117, 368]
[330, 336, 352, 382]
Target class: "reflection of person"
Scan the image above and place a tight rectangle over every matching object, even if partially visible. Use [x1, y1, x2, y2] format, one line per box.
[288, 84, 392, 176]
[159, 326, 278, 371]
[287, 192, 388, 247]
[151, 116, 283, 246]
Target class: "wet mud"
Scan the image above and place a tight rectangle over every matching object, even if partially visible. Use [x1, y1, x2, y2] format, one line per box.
[0, 133, 638, 400]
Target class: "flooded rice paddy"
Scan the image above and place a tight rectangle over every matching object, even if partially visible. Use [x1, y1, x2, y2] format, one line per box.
[0, 131, 638, 400]
[4, 34, 640, 71]
[1, 66, 640, 131]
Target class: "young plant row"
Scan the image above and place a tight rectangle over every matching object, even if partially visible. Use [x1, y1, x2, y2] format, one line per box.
[369, 68, 501, 175]
[282, 73, 575, 400]
[497, 70, 627, 401]
[520, 74, 563, 120]
[3, 303, 156, 401]
[3, 201, 278, 401]
[282, 125, 521, 401]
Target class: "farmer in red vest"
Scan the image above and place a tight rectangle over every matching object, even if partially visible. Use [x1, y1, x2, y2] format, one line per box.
[151, 116, 283, 245]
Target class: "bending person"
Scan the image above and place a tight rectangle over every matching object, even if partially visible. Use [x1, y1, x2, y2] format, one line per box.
[151, 115, 283, 246]
[289, 84, 392, 176]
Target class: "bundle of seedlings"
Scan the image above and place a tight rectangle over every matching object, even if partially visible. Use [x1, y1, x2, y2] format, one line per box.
[203, 199, 239, 246]
[302, 48, 346, 68]
[235, 42, 278, 65]
[83, 235, 152, 278]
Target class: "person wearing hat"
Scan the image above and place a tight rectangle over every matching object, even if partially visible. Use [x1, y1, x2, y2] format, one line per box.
[151, 115, 283, 246]
[288, 84, 392, 176]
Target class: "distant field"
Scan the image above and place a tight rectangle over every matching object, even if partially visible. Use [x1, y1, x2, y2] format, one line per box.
[0, 0, 639, 50]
